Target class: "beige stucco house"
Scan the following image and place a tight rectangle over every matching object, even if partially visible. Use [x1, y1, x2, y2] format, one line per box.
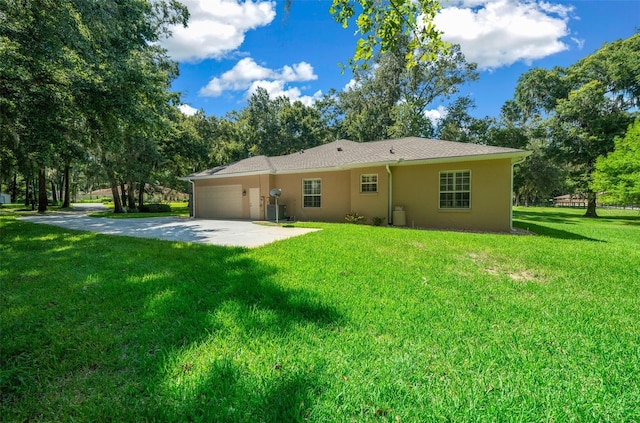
[182, 137, 530, 232]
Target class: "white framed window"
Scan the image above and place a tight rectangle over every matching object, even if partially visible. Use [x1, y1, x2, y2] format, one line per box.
[439, 170, 471, 209]
[303, 178, 321, 208]
[360, 174, 378, 193]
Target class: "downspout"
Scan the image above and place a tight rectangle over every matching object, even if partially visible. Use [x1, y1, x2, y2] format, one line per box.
[510, 157, 526, 231]
[189, 180, 196, 219]
[386, 164, 392, 225]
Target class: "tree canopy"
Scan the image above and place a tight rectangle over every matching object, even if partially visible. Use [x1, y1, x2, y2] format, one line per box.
[593, 120, 640, 206]
[509, 33, 639, 216]
[329, 0, 446, 71]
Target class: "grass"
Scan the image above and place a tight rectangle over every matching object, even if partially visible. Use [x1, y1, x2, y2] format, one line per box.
[88, 202, 190, 218]
[1, 207, 639, 421]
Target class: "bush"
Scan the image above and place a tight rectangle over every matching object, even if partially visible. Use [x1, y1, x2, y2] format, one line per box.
[101, 198, 112, 204]
[139, 203, 171, 213]
[345, 211, 366, 224]
[372, 217, 385, 226]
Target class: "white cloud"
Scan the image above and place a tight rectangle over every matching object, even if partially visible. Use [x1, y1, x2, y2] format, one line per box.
[434, 0, 575, 69]
[343, 78, 359, 91]
[159, 0, 276, 62]
[247, 80, 323, 106]
[424, 106, 448, 125]
[199, 58, 321, 105]
[178, 104, 200, 116]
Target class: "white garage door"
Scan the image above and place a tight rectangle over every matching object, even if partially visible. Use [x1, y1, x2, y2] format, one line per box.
[198, 185, 242, 219]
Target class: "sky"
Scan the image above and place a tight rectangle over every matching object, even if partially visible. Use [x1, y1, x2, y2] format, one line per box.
[162, 0, 640, 122]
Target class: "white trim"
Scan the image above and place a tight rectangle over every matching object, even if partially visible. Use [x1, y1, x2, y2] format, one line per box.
[360, 173, 378, 193]
[438, 170, 471, 210]
[302, 178, 322, 208]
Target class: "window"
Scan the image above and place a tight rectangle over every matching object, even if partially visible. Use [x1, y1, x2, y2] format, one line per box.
[360, 174, 378, 193]
[303, 178, 321, 208]
[439, 170, 470, 209]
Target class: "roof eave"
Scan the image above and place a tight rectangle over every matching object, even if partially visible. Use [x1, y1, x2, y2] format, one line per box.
[180, 169, 272, 181]
[180, 150, 531, 180]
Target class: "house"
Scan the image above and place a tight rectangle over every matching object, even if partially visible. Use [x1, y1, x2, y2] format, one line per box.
[182, 137, 530, 232]
[0, 192, 11, 204]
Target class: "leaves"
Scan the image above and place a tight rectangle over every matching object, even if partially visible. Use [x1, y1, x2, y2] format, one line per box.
[592, 120, 640, 206]
[329, 0, 446, 72]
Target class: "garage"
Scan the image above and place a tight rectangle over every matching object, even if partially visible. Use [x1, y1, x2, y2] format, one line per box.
[197, 185, 242, 219]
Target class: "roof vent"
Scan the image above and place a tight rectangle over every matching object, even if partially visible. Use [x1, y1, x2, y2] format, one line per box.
[337, 147, 343, 152]
[299, 149, 305, 154]
[390, 147, 395, 154]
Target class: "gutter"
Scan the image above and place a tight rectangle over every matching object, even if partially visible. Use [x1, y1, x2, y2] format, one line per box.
[386, 164, 392, 225]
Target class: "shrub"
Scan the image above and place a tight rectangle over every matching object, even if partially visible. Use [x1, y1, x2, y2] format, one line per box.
[372, 216, 385, 226]
[139, 203, 171, 213]
[345, 211, 366, 224]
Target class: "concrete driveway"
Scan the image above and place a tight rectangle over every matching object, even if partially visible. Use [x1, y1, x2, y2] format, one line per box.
[18, 203, 319, 248]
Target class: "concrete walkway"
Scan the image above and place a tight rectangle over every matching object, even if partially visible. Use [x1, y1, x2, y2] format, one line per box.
[18, 203, 319, 248]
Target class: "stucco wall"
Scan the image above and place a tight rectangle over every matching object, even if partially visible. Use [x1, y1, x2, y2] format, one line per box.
[192, 158, 515, 231]
[272, 170, 351, 222]
[349, 166, 390, 223]
[391, 158, 513, 232]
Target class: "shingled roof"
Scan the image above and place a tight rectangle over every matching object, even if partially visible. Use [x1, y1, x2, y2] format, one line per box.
[184, 137, 529, 179]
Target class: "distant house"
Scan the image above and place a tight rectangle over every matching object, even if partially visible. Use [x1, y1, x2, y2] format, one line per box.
[0, 193, 11, 204]
[182, 137, 530, 232]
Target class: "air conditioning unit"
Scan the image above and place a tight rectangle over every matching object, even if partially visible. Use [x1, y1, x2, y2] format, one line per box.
[266, 204, 286, 221]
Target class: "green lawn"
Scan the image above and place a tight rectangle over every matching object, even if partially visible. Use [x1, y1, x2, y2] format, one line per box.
[1, 207, 639, 421]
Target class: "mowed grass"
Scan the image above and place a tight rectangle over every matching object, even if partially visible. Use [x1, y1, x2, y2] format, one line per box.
[1, 207, 639, 421]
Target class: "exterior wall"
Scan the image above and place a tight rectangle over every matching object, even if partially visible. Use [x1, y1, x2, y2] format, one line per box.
[194, 175, 269, 219]
[392, 158, 513, 232]
[272, 170, 351, 222]
[349, 166, 390, 223]
[192, 159, 515, 231]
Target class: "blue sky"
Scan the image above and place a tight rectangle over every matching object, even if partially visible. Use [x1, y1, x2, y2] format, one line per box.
[162, 0, 639, 122]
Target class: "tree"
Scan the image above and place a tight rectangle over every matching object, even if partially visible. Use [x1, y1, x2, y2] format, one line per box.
[548, 81, 632, 216]
[329, 0, 446, 71]
[1, 0, 188, 213]
[238, 88, 326, 156]
[592, 120, 640, 206]
[510, 34, 639, 217]
[340, 38, 477, 141]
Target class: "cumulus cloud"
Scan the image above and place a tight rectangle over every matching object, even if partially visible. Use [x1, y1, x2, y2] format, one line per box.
[424, 106, 448, 125]
[433, 0, 578, 69]
[159, 0, 276, 62]
[199, 58, 321, 105]
[178, 104, 200, 116]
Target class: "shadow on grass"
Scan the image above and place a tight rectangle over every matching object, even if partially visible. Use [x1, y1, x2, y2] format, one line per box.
[0, 217, 340, 421]
[513, 220, 604, 242]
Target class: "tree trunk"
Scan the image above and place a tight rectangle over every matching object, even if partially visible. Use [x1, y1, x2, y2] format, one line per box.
[38, 167, 47, 213]
[51, 180, 58, 204]
[584, 191, 598, 218]
[120, 182, 127, 209]
[107, 170, 124, 213]
[138, 180, 145, 208]
[24, 176, 30, 207]
[62, 165, 71, 208]
[127, 178, 136, 210]
[11, 173, 17, 203]
[59, 173, 63, 204]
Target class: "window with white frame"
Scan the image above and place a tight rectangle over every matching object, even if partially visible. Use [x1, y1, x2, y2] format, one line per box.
[303, 178, 321, 208]
[360, 174, 378, 193]
[439, 170, 471, 209]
